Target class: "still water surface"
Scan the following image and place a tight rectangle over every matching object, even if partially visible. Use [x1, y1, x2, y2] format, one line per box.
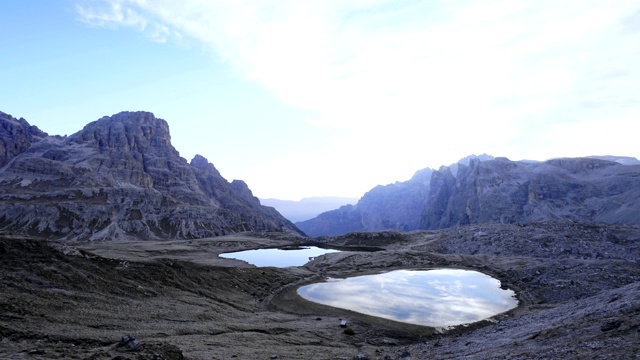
[219, 246, 341, 267]
[297, 269, 518, 327]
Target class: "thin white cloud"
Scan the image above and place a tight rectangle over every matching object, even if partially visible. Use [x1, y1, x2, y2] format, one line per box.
[75, 0, 640, 198]
[76, 0, 179, 43]
[76, 1, 147, 30]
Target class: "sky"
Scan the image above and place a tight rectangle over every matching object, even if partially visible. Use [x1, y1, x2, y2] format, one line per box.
[1, 1, 639, 200]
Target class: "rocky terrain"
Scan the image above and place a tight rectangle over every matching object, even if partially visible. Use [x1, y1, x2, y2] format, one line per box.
[1, 221, 638, 359]
[422, 156, 640, 229]
[0, 110, 638, 359]
[298, 155, 640, 237]
[0, 111, 300, 240]
[0, 112, 48, 168]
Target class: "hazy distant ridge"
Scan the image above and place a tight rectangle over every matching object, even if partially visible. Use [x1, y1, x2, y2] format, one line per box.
[260, 197, 358, 223]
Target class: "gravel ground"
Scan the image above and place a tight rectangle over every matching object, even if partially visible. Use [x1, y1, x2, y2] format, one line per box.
[0, 221, 638, 359]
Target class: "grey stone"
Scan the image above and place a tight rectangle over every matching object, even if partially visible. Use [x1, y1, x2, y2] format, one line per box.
[298, 154, 640, 237]
[0, 111, 47, 168]
[421, 157, 640, 229]
[297, 154, 493, 237]
[116, 334, 141, 352]
[0, 111, 302, 240]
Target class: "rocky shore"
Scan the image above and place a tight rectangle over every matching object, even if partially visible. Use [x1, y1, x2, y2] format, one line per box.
[1, 221, 638, 359]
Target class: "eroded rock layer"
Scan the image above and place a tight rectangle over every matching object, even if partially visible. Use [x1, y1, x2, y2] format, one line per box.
[0, 111, 300, 240]
[299, 155, 640, 236]
[421, 157, 640, 229]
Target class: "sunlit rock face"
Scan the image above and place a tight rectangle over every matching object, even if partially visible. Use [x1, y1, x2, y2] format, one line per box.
[0, 111, 301, 240]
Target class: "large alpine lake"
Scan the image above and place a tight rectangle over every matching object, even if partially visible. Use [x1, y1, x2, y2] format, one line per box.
[297, 269, 518, 327]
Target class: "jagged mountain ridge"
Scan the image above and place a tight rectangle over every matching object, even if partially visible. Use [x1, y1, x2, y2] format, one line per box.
[0, 111, 301, 240]
[295, 167, 435, 237]
[422, 156, 640, 229]
[296, 154, 494, 237]
[298, 155, 640, 237]
[0, 112, 47, 168]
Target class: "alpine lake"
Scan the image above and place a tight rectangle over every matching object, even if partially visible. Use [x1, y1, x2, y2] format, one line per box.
[219, 245, 342, 267]
[220, 246, 518, 328]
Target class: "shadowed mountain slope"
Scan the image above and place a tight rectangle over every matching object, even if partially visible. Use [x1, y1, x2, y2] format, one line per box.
[296, 168, 434, 237]
[0, 111, 301, 240]
[299, 155, 640, 237]
[422, 156, 640, 229]
[296, 155, 494, 237]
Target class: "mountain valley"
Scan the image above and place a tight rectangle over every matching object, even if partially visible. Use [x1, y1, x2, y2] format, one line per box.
[0, 110, 639, 359]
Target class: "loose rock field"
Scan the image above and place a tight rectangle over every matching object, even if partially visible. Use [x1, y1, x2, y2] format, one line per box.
[1, 221, 638, 359]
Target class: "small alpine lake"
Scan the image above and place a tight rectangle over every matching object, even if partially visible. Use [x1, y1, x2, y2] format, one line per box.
[219, 246, 342, 267]
[297, 269, 518, 328]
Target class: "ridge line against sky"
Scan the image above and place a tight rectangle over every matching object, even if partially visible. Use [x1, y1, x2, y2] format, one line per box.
[1, 1, 639, 200]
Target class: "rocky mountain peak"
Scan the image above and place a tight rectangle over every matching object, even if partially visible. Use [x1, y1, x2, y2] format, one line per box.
[410, 167, 434, 184]
[190, 154, 221, 177]
[587, 155, 640, 165]
[0, 110, 301, 240]
[298, 154, 640, 236]
[545, 157, 618, 172]
[421, 156, 640, 229]
[0, 111, 48, 168]
[71, 111, 175, 154]
[297, 154, 496, 236]
[230, 179, 258, 203]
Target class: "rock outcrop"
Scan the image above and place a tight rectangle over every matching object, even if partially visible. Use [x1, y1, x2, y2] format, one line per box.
[299, 154, 640, 237]
[0, 111, 301, 240]
[421, 156, 640, 229]
[0, 111, 48, 168]
[297, 155, 493, 237]
[297, 167, 434, 237]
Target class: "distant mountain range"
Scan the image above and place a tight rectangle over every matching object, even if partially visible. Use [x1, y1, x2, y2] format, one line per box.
[297, 154, 640, 237]
[3, 110, 638, 241]
[0, 110, 302, 240]
[260, 197, 358, 223]
[295, 154, 494, 236]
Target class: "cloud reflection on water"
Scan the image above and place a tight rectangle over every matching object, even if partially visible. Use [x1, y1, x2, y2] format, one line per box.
[297, 269, 517, 327]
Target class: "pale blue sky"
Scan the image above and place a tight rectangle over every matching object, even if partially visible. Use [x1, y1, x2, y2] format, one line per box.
[1, 1, 639, 200]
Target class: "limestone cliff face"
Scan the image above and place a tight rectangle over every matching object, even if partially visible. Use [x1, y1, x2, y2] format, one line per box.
[295, 204, 364, 237]
[299, 154, 640, 237]
[0, 111, 301, 240]
[296, 167, 434, 237]
[0, 111, 48, 168]
[421, 157, 640, 229]
[296, 155, 495, 237]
